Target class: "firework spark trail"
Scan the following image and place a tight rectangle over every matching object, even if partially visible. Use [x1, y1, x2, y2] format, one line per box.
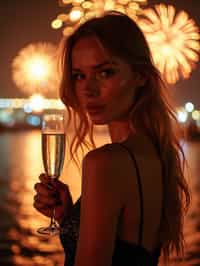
[12, 43, 60, 96]
[52, 0, 148, 36]
[138, 4, 200, 84]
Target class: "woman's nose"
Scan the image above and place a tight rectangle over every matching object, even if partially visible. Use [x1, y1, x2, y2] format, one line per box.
[85, 76, 100, 97]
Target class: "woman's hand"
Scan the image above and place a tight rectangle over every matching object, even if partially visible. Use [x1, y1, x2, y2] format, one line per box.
[33, 173, 73, 224]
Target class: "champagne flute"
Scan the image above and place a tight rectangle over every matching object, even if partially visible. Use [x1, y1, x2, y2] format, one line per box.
[37, 113, 66, 235]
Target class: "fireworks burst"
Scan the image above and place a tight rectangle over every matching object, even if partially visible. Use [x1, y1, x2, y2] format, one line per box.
[52, 0, 148, 36]
[12, 42, 60, 96]
[138, 4, 200, 84]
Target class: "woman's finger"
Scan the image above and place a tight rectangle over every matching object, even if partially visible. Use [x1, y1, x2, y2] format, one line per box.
[52, 180, 73, 201]
[39, 173, 52, 183]
[34, 182, 56, 197]
[33, 196, 64, 222]
[34, 193, 57, 206]
[33, 201, 52, 218]
[39, 174, 61, 190]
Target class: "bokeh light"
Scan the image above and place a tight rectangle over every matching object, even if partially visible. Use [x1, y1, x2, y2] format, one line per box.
[52, 0, 148, 36]
[177, 107, 188, 123]
[12, 42, 60, 97]
[185, 102, 194, 113]
[29, 94, 45, 113]
[192, 110, 200, 121]
[138, 4, 200, 84]
[51, 19, 63, 29]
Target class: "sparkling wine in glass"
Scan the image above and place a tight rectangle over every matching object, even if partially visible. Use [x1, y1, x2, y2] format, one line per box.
[37, 113, 66, 235]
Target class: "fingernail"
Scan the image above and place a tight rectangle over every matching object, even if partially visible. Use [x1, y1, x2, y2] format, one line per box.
[47, 183, 53, 189]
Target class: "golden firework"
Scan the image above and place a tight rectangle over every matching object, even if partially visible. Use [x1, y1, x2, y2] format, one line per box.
[53, 0, 148, 36]
[12, 42, 60, 96]
[138, 4, 200, 84]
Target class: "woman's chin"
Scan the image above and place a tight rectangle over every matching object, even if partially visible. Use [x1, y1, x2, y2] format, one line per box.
[89, 116, 107, 125]
[91, 119, 106, 125]
[88, 112, 111, 125]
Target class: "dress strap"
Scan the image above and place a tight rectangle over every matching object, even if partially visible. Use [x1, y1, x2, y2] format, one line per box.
[118, 143, 144, 246]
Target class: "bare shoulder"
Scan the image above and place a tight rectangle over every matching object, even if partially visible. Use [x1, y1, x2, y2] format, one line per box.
[82, 143, 127, 204]
[82, 143, 125, 174]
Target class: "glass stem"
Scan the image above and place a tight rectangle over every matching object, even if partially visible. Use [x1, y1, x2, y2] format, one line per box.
[50, 208, 58, 228]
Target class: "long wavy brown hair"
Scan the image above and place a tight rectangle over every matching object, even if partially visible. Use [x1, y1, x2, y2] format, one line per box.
[59, 11, 190, 263]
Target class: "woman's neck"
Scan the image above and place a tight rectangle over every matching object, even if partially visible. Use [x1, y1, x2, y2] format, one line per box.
[108, 120, 133, 143]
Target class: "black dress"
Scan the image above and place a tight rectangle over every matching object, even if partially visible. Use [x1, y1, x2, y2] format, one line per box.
[60, 144, 161, 266]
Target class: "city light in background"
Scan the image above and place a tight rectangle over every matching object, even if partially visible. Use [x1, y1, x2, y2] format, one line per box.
[0, 96, 65, 128]
[12, 42, 60, 97]
[0, 97, 200, 129]
[138, 4, 200, 84]
[0, 97, 65, 113]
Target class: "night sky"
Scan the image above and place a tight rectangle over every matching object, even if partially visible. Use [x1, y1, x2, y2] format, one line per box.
[1, 0, 200, 107]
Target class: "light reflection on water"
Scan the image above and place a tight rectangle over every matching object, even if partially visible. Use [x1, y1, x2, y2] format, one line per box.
[0, 130, 200, 265]
[0, 130, 64, 266]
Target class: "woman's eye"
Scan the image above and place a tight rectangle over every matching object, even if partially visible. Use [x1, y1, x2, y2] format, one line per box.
[72, 73, 85, 81]
[99, 68, 116, 78]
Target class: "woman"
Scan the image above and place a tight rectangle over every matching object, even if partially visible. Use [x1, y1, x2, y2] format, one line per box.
[34, 11, 190, 266]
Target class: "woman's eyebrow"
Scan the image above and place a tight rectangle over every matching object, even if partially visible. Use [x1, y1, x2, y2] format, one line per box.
[93, 60, 118, 69]
[72, 60, 118, 72]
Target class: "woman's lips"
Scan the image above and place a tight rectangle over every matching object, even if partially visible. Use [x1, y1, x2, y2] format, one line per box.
[86, 104, 105, 114]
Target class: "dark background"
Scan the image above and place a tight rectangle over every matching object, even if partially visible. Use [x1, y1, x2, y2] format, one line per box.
[1, 0, 200, 107]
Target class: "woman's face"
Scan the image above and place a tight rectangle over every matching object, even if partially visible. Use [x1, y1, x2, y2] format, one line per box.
[71, 35, 145, 125]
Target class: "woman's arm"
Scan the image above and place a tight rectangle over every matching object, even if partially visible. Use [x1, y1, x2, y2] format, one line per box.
[74, 145, 125, 266]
